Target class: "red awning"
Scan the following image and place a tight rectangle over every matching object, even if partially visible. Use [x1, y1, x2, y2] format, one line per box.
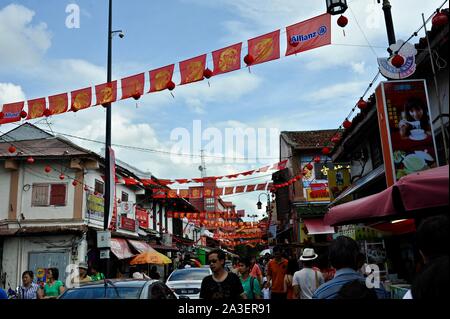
[324, 165, 449, 226]
[303, 219, 335, 235]
[127, 239, 152, 253]
[371, 219, 416, 235]
[110, 238, 135, 259]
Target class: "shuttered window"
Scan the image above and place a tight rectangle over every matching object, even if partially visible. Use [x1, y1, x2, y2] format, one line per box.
[31, 183, 66, 206]
[95, 179, 104, 195]
[32, 184, 49, 206]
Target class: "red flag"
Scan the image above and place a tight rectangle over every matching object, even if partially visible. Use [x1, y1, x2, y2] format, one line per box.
[256, 183, 267, 191]
[286, 13, 331, 56]
[158, 179, 174, 186]
[175, 179, 189, 184]
[192, 178, 205, 183]
[71, 87, 92, 111]
[242, 170, 255, 176]
[272, 160, 288, 170]
[149, 64, 175, 92]
[189, 188, 202, 199]
[225, 187, 234, 195]
[212, 43, 242, 75]
[26, 98, 46, 120]
[235, 186, 245, 193]
[237, 209, 245, 217]
[48, 93, 68, 115]
[95, 81, 117, 105]
[121, 73, 145, 100]
[179, 189, 189, 198]
[258, 165, 270, 173]
[247, 30, 280, 65]
[168, 190, 178, 198]
[215, 188, 224, 196]
[246, 184, 256, 192]
[0, 102, 24, 124]
[179, 54, 206, 85]
[204, 187, 214, 198]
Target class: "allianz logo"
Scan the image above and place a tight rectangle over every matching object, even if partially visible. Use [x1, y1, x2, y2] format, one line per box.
[290, 25, 327, 44]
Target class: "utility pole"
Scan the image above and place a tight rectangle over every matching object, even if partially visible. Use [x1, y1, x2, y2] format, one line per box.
[380, 0, 396, 49]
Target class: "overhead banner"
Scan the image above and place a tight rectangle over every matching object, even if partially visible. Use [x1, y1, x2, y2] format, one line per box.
[375, 79, 438, 186]
[179, 54, 207, 85]
[121, 73, 145, 100]
[247, 30, 280, 65]
[48, 93, 68, 115]
[212, 43, 242, 75]
[27, 97, 46, 120]
[286, 13, 331, 56]
[148, 64, 175, 92]
[95, 81, 117, 105]
[0, 101, 24, 124]
[71, 87, 92, 111]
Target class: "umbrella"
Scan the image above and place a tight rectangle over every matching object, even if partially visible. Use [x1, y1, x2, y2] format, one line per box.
[324, 165, 449, 226]
[259, 248, 272, 257]
[129, 247, 172, 265]
[190, 259, 202, 267]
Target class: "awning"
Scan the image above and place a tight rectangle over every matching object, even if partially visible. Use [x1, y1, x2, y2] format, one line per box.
[127, 239, 152, 253]
[110, 238, 135, 259]
[303, 219, 335, 235]
[371, 219, 416, 235]
[150, 244, 179, 251]
[330, 165, 385, 205]
[324, 165, 449, 226]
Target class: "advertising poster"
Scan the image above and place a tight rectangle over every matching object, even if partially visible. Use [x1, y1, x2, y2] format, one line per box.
[375, 80, 438, 186]
[327, 165, 351, 200]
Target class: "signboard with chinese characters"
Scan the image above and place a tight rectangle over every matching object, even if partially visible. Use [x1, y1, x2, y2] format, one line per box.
[119, 215, 137, 232]
[135, 208, 149, 228]
[86, 191, 104, 221]
[327, 164, 351, 200]
[375, 80, 438, 186]
[305, 183, 330, 202]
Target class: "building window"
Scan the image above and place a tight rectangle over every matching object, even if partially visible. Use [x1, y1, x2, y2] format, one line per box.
[121, 191, 129, 202]
[32, 183, 67, 206]
[205, 198, 215, 211]
[95, 179, 104, 195]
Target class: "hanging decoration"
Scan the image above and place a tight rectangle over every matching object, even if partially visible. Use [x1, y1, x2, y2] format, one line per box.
[95, 81, 118, 106]
[247, 30, 280, 66]
[71, 87, 92, 112]
[212, 43, 242, 75]
[8, 145, 16, 153]
[337, 15, 348, 36]
[148, 64, 175, 92]
[432, 10, 449, 28]
[26, 98, 46, 120]
[179, 54, 207, 85]
[0, 102, 24, 124]
[121, 73, 145, 100]
[48, 93, 68, 115]
[391, 54, 405, 68]
[26, 156, 35, 164]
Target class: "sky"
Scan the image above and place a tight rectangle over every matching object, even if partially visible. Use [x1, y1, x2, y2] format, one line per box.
[0, 0, 447, 217]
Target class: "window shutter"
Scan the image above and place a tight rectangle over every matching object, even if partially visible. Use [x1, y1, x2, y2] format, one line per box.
[50, 184, 67, 206]
[32, 184, 49, 206]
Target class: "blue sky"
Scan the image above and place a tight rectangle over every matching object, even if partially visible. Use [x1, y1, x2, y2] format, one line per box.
[0, 0, 447, 215]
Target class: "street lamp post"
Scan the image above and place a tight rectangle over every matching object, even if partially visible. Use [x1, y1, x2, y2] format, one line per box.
[379, 0, 396, 48]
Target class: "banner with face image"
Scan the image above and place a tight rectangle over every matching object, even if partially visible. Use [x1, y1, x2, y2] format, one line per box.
[375, 79, 438, 186]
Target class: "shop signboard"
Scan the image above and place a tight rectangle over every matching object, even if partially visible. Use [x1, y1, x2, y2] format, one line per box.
[327, 164, 351, 200]
[118, 201, 135, 219]
[119, 215, 137, 232]
[305, 183, 330, 202]
[86, 191, 104, 221]
[375, 80, 438, 186]
[135, 208, 149, 228]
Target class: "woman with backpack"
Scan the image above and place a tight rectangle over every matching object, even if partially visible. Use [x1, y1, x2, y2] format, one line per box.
[238, 257, 261, 299]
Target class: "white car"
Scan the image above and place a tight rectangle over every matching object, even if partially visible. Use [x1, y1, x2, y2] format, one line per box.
[166, 267, 212, 299]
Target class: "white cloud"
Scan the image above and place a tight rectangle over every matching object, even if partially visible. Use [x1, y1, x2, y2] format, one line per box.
[0, 4, 51, 69]
[351, 61, 366, 74]
[0, 83, 26, 105]
[305, 81, 367, 102]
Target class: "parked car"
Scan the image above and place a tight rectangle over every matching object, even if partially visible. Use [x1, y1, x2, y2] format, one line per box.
[58, 279, 180, 299]
[166, 267, 212, 299]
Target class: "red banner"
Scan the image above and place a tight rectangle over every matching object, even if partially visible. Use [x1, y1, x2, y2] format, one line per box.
[257, 166, 270, 173]
[71, 87, 92, 111]
[235, 186, 245, 193]
[257, 183, 267, 191]
[95, 81, 117, 105]
[48, 93, 68, 115]
[189, 187, 203, 199]
[225, 187, 235, 195]
[212, 43, 242, 75]
[0, 102, 24, 124]
[215, 187, 224, 196]
[246, 184, 256, 192]
[135, 208, 149, 228]
[204, 187, 214, 198]
[27, 98, 46, 120]
[179, 189, 189, 198]
[272, 159, 288, 170]
[179, 54, 206, 85]
[121, 73, 145, 100]
[167, 190, 178, 198]
[286, 13, 331, 56]
[149, 64, 174, 92]
[247, 30, 280, 65]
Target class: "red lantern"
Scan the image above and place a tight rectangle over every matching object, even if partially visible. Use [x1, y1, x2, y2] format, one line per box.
[132, 93, 141, 100]
[203, 68, 213, 79]
[59, 174, 65, 180]
[357, 99, 368, 110]
[0, 112, 4, 119]
[313, 156, 321, 163]
[343, 119, 352, 129]
[72, 180, 78, 186]
[244, 54, 254, 66]
[391, 54, 404, 68]
[26, 156, 35, 164]
[322, 147, 331, 155]
[44, 166, 52, 173]
[20, 110, 27, 118]
[8, 145, 16, 153]
[180, 213, 185, 219]
[71, 107, 79, 113]
[337, 15, 348, 27]
[306, 163, 313, 170]
[173, 202, 177, 207]
[186, 213, 192, 219]
[432, 11, 448, 28]
[43, 109, 53, 117]
[331, 135, 340, 143]
[167, 81, 176, 91]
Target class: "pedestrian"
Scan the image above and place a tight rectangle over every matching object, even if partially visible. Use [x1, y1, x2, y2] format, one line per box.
[200, 249, 246, 299]
[230, 257, 240, 275]
[284, 258, 299, 299]
[335, 280, 378, 299]
[149, 266, 161, 280]
[18, 271, 39, 299]
[238, 257, 262, 299]
[261, 277, 271, 299]
[249, 256, 263, 286]
[266, 246, 288, 300]
[131, 266, 150, 279]
[71, 262, 92, 285]
[0, 287, 7, 299]
[404, 214, 449, 299]
[293, 248, 324, 299]
[37, 268, 65, 299]
[90, 264, 105, 281]
[312, 236, 387, 299]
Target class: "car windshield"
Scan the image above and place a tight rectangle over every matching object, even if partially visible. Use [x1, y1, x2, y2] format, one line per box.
[168, 269, 210, 281]
[60, 286, 142, 299]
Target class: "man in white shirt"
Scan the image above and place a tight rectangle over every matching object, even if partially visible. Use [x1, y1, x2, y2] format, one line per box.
[292, 248, 324, 299]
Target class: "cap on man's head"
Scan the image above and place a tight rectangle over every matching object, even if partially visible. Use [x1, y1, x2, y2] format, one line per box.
[78, 262, 88, 270]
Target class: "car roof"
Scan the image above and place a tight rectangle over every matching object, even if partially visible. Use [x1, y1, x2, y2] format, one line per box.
[171, 268, 211, 273]
[74, 279, 160, 288]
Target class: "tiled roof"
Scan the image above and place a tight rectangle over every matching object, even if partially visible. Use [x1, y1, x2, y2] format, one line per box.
[281, 129, 336, 149]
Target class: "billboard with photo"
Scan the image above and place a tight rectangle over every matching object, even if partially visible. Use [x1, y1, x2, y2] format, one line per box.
[375, 79, 438, 186]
